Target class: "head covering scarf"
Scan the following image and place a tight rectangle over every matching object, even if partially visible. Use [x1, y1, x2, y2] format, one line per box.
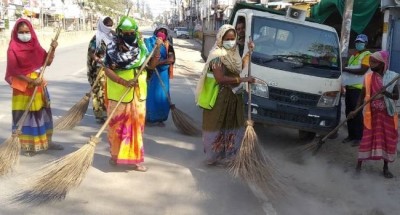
[154, 25, 169, 36]
[195, 24, 242, 101]
[106, 16, 148, 70]
[370, 50, 389, 72]
[5, 18, 46, 84]
[95, 16, 114, 48]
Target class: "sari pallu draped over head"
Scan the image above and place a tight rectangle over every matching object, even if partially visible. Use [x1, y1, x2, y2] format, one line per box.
[5, 18, 47, 85]
[195, 24, 242, 103]
[144, 26, 172, 75]
[96, 16, 114, 48]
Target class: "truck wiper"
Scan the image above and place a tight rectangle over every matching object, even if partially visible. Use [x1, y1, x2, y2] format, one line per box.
[292, 62, 339, 70]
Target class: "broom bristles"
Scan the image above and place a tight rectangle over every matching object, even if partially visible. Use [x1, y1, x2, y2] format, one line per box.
[54, 94, 90, 130]
[12, 137, 98, 205]
[0, 134, 21, 176]
[230, 122, 286, 200]
[171, 106, 201, 136]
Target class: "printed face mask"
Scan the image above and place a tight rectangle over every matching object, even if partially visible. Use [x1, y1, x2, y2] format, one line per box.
[223, 40, 236, 50]
[355, 43, 365, 51]
[18, 33, 32, 42]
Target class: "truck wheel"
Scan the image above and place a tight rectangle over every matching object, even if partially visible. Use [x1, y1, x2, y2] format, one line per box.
[298, 130, 316, 141]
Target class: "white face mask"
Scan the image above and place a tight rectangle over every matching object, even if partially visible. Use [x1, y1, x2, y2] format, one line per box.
[223, 40, 236, 50]
[18, 33, 32, 42]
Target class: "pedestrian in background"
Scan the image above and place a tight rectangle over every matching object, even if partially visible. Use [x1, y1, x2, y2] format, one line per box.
[87, 16, 115, 124]
[103, 16, 161, 171]
[350, 51, 399, 178]
[196, 24, 255, 166]
[5, 18, 63, 156]
[342, 34, 371, 147]
[144, 26, 175, 127]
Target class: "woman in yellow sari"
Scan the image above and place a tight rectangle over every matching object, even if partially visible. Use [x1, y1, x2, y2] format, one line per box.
[103, 16, 161, 171]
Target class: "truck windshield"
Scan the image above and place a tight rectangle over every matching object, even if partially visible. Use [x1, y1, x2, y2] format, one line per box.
[251, 16, 341, 77]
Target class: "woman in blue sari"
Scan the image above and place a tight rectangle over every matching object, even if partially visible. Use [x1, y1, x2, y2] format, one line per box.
[144, 26, 175, 127]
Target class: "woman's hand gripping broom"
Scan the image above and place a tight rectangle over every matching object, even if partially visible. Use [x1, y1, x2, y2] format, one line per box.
[153, 68, 201, 136]
[0, 27, 62, 176]
[11, 48, 157, 205]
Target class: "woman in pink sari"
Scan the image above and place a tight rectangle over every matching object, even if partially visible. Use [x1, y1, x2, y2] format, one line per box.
[350, 51, 399, 178]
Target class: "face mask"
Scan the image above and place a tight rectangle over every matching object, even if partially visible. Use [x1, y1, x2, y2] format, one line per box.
[157, 32, 167, 41]
[223, 40, 236, 50]
[122, 34, 136, 44]
[17, 33, 31, 42]
[355, 43, 365, 51]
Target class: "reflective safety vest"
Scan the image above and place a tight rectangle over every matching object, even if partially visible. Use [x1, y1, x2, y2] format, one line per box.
[106, 68, 147, 103]
[342, 50, 371, 89]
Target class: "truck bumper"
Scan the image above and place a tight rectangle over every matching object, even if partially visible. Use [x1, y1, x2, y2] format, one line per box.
[244, 94, 341, 134]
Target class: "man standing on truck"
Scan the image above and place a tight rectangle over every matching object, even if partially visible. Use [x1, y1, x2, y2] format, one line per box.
[342, 34, 371, 147]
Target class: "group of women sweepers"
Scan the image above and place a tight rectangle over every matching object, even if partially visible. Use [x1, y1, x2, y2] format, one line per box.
[5, 15, 399, 177]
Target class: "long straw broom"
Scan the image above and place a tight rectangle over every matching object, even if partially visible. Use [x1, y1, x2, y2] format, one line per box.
[296, 74, 400, 156]
[0, 27, 62, 176]
[12, 48, 157, 205]
[229, 51, 285, 199]
[153, 68, 201, 136]
[53, 67, 105, 130]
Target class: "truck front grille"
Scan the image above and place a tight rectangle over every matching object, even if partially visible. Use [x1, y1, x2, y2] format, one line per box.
[268, 87, 320, 107]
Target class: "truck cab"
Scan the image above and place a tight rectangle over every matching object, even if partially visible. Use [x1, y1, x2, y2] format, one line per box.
[202, 3, 342, 139]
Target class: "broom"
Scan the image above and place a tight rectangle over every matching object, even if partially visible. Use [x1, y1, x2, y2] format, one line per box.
[297, 74, 400, 156]
[12, 48, 157, 205]
[153, 68, 201, 136]
[229, 51, 285, 199]
[53, 67, 105, 130]
[0, 27, 62, 176]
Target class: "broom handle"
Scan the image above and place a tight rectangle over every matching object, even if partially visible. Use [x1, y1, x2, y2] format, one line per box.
[320, 74, 400, 142]
[247, 50, 252, 121]
[15, 27, 62, 131]
[154, 68, 173, 105]
[94, 48, 157, 138]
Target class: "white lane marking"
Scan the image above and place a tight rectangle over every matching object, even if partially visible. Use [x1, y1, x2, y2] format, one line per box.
[72, 67, 87, 76]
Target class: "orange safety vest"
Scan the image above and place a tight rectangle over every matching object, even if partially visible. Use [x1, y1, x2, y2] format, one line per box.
[363, 72, 398, 130]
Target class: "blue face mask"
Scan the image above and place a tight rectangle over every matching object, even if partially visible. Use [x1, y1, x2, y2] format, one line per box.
[355, 43, 365, 51]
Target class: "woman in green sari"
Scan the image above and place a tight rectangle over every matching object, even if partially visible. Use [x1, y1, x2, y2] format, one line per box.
[196, 24, 255, 166]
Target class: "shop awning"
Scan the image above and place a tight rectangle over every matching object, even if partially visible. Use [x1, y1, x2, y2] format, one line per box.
[310, 0, 379, 34]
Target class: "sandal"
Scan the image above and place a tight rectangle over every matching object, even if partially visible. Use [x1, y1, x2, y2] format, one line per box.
[131, 165, 148, 172]
[23, 151, 36, 157]
[383, 169, 394, 179]
[48, 143, 64, 150]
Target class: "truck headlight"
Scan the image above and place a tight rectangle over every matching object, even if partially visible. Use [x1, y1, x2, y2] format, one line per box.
[317, 91, 340, 107]
[250, 82, 269, 98]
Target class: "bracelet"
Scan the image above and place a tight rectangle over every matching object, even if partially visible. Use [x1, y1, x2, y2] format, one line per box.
[235, 77, 240, 83]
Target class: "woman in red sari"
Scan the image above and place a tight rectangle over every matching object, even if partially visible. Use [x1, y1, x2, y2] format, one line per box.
[350, 51, 399, 178]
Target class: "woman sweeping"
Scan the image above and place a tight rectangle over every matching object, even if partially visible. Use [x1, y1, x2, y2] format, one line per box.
[5, 18, 63, 156]
[350, 51, 399, 178]
[196, 24, 255, 166]
[103, 16, 161, 171]
[144, 26, 175, 127]
[87, 16, 115, 124]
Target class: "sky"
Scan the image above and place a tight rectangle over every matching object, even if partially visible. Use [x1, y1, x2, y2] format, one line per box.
[143, 0, 176, 17]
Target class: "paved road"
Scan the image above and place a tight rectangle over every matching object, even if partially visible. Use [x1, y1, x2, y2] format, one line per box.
[0, 27, 267, 215]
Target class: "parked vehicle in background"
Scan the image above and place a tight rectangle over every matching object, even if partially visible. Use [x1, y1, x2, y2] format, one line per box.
[175, 27, 190, 39]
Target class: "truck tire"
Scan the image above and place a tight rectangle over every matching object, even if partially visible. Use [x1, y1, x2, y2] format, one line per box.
[298, 130, 316, 141]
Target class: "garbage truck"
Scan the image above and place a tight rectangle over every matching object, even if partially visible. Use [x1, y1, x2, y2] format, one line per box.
[201, 2, 342, 140]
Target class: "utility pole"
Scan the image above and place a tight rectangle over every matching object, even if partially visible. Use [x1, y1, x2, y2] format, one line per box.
[340, 0, 354, 59]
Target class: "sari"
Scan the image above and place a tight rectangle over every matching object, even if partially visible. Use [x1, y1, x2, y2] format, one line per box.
[105, 16, 148, 165]
[144, 35, 172, 124]
[358, 72, 398, 162]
